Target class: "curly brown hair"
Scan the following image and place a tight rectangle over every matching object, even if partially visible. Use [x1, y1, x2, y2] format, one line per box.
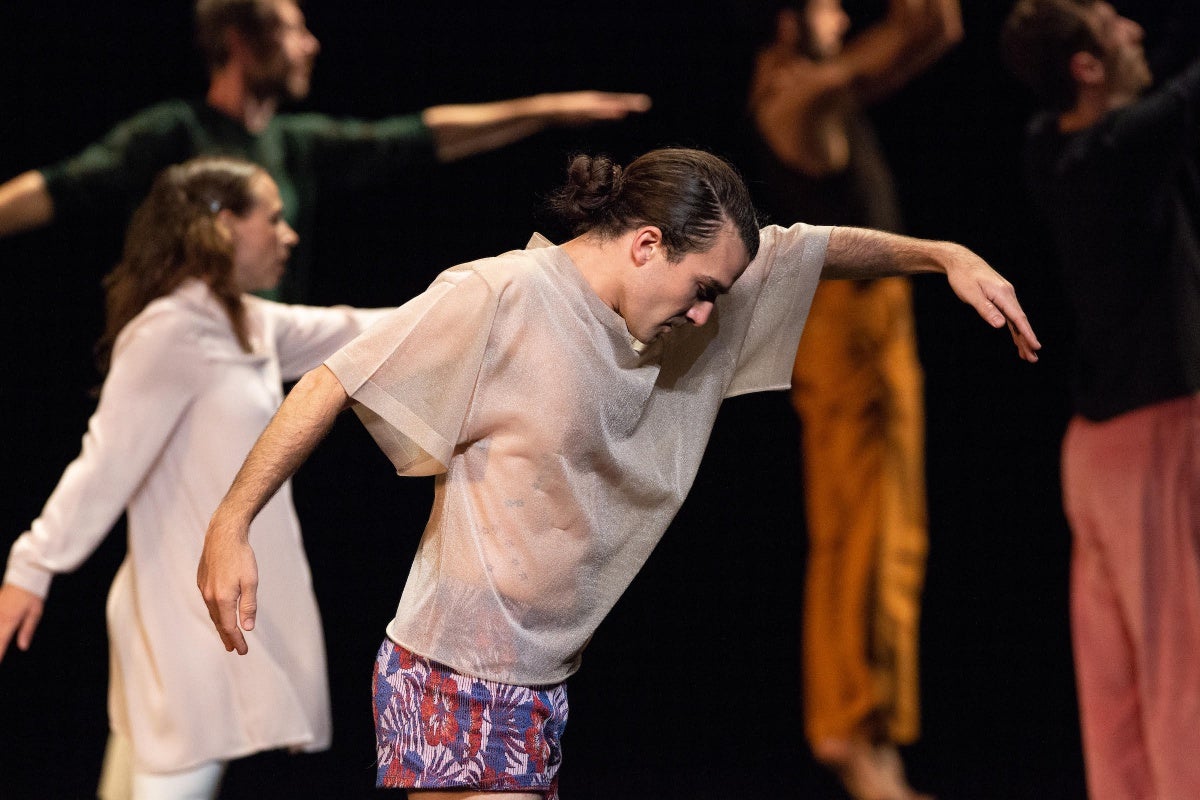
[97, 156, 263, 372]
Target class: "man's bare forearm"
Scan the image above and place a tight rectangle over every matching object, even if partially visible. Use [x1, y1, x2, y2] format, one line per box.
[212, 365, 350, 536]
[0, 171, 55, 238]
[822, 226, 960, 279]
[422, 91, 651, 163]
[199, 366, 348, 653]
[820, 226, 1043, 362]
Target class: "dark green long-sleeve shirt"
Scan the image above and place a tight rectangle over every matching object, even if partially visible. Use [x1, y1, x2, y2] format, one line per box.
[41, 98, 436, 301]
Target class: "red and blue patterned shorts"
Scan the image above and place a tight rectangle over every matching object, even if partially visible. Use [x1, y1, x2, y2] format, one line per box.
[372, 638, 569, 798]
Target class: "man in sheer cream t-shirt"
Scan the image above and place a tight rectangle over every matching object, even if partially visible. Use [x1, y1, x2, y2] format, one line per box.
[197, 148, 1039, 798]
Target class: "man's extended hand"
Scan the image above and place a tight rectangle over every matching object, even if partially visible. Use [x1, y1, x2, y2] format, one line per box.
[197, 517, 259, 656]
[533, 91, 653, 124]
[941, 242, 1042, 363]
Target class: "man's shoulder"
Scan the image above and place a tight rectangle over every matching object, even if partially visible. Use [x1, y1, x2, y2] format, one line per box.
[112, 98, 205, 132]
[445, 246, 549, 289]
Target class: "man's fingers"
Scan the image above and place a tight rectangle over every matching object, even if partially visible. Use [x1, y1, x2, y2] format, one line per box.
[975, 283, 1042, 363]
[995, 300, 1042, 363]
[197, 531, 258, 655]
[617, 93, 653, 112]
[990, 289, 1041, 347]
[239, 584, 258, 633]
[204, 581, 253, 655]
[211, 596, 250, 655]
[559, 91, 652, 122]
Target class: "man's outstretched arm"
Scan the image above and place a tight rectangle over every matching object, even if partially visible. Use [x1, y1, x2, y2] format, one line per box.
[822, 226, 1042, 362]
[0, 171, 55, 238]
[197, 364, 350, 655]
[422, 91, 652, 163]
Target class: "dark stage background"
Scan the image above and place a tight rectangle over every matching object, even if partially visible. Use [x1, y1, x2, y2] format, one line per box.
[0, 1, 1192, 798]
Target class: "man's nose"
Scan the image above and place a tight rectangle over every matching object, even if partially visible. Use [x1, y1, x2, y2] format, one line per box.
[686, 300, 714, 326]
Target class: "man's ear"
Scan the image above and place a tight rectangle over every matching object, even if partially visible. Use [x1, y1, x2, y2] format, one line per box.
[629, 226, 664, 267]
[223, 25, 254, 68]
[1069, 50, 1106, 88]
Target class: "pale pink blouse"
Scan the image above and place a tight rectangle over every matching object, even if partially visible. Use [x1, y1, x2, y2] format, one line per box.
[4, 279, 390, 772]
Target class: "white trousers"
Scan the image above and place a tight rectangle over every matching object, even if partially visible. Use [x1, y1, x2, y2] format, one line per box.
[97, 732, 226, 800]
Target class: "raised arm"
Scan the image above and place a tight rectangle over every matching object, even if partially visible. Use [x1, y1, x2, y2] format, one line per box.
[822, 226, 1041, 362]
[839, 0, 963, 105]
[197, 364, 350, 655]
[0, 171, 55, 238]
[750, 0, 961, 175]
[421, 91, 652, 163]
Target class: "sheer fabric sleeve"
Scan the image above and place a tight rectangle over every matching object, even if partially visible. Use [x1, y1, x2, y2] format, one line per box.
[324, 267, 501, 476]
[3, 312, 203, 598]
[725, 223, 831, 398]
[256, 297, 395, 381]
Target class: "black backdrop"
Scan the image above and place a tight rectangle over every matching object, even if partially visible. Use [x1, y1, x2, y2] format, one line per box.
[0, 2, 1190, 798]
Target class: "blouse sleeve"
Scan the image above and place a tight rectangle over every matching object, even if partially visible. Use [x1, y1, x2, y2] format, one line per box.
[324, 266, 502, 476]
[255, 297, 395, 381]
[3, 312, 203, 598]
[724, 223, 831, 398]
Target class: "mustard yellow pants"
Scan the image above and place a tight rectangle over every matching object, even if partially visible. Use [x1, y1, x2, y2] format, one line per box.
[791, 277, 927, 747]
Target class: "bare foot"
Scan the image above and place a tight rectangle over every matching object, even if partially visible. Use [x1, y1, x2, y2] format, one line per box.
[813, 737, 932, 800]
[872, 742, 934, 800]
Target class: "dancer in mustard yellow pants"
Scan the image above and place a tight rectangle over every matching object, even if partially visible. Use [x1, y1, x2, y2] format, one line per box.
[791, 277, 926, 759]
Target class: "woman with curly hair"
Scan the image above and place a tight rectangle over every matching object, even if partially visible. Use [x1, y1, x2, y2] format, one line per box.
[0, 156, 390, 799]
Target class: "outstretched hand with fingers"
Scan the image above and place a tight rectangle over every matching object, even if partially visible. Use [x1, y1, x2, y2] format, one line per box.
[196, 517, 258, 655]
[537, 91, 653, 124]
[942, 242, 1042, 363]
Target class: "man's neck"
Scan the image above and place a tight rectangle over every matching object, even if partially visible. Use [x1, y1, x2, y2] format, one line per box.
[561, 234, 627, 315]
[206, 69, 279, 134]
[1058, 86, 1137, 134]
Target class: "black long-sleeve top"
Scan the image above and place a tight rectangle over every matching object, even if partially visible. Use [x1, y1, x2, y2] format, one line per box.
[1025, 59, 1200, 421]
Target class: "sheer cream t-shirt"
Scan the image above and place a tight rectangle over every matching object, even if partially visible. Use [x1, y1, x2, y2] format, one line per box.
[325, 223, 831, 685]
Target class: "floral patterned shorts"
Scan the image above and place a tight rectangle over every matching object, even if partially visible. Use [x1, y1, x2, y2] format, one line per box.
[372, 638, 569, 798]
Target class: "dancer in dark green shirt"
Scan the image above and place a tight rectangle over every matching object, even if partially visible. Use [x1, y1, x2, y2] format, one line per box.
[0, 0, 650, 301]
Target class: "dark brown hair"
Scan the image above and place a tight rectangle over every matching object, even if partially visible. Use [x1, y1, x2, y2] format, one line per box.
[1001, 0, 1102, 111]
[195, 0, 286, 70]
[97, 157, 262, 372]
[550, 148, 760, 263]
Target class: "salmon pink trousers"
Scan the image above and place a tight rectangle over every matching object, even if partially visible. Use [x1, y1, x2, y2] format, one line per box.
[1062, 393, 1200, 800]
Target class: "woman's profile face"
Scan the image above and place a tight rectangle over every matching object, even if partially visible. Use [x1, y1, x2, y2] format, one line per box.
[225, 172, 298, 294]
